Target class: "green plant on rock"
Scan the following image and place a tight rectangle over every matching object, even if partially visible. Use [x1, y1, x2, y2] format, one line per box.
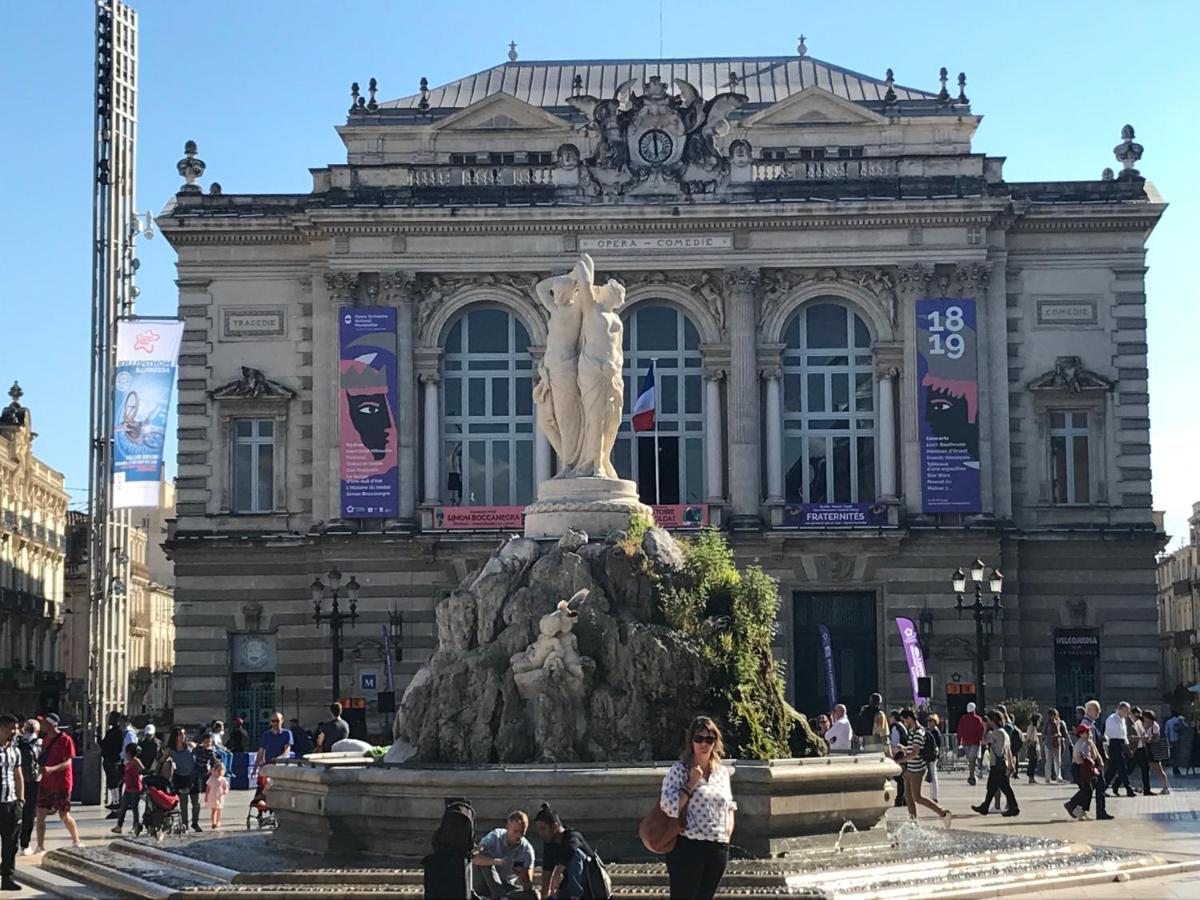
[617, 510, 654, 557]
[657, 528, 812, 760]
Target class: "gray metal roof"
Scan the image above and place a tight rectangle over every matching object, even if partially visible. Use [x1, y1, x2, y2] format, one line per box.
[381, 56, 940, 111]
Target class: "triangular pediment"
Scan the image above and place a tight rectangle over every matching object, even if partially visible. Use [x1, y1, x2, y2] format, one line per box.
[743, 86, 887, 128]
[433, 93, 572, 132]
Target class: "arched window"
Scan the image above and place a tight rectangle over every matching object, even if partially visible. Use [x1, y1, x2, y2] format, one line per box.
[782, 303, 876, 503]
[614, 305, 705, 505]
[442, 308, 535, 506]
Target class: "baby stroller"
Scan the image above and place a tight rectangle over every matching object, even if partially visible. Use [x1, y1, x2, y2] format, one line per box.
[246, 774, 277, 830]
[142, 774, 186, 841]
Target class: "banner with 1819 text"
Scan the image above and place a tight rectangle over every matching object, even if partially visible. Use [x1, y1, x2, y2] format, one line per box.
[113, 320, 184, 508]
[916, 298, 980, 512]
[339, 309, 399, 518]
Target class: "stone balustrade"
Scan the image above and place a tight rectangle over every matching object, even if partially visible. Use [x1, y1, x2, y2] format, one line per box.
[407, 164, 557, 188]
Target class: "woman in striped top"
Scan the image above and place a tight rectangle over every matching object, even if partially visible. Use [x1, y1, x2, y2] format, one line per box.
[896, 708, 952, 827]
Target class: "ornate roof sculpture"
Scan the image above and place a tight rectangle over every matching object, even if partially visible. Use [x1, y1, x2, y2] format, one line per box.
[209, 367, 294, 402]
[1027, 357, 1114, 393]
[0, 382, 27, 427]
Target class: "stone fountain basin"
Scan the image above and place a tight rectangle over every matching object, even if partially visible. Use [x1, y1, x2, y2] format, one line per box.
[265, 753, 900, 860]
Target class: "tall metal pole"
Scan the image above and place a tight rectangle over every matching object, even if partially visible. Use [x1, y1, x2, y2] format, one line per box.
[331, 598, 341, 703]
[974, 584, 987, 710]
[88, 0, 138, 750]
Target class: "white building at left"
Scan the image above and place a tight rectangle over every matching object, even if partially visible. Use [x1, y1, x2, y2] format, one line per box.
[0, 383, 68, 715]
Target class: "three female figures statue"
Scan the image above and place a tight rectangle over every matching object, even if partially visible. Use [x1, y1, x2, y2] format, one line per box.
[533, 254, 627, 481]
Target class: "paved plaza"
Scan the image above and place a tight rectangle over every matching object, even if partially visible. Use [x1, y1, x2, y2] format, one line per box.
[6, 771, 1200, 897]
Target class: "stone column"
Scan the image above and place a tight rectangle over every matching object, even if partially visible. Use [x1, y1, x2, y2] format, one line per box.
[723, 267, 762, 525]
[321, 271, 360, 521]
[877, 367, 898, 500]
[895, 264, 932, 515]
[535, 418, 553, 485]
[704, 372, 725, 503]
[420, 372, 441, 505]
[763, 367, 784, 503]
[383, 272, 418, 521]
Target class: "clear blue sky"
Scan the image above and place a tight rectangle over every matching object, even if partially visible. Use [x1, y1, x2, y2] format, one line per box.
[2, 1, 1197, 541]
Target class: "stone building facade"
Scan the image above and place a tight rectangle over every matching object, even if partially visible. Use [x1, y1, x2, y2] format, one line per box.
[0, 384, 67, 714]
[158, 52, 1165, 735]
[1157, 503, 1200, 714]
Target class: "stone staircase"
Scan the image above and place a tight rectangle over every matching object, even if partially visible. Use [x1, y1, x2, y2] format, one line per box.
[16, 832, 1200, 898]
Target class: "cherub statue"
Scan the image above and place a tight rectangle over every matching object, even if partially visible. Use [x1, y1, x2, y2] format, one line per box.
[511, 590, 589, 686]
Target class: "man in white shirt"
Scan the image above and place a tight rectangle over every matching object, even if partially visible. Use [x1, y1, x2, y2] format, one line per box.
[1103, 702, 1134, 797]
[824, 705, 854, 753]
[1165, 712, 1185, 776]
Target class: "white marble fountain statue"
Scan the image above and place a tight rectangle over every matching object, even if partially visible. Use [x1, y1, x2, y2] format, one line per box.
[525, 253, 654, 539]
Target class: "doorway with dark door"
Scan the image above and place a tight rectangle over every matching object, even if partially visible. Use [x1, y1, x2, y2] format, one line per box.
[792, 592, 879, 717]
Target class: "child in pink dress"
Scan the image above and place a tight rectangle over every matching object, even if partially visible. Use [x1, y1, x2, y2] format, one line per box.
[204, 760, 230, 829]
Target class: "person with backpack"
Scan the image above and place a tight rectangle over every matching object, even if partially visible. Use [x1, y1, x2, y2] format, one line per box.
[533, 803, 610, 900]
[472, 810, 537, 899]
[896, 709, 952, 826]
[888, 710, 908, 808]
[971, 710, 1021, 818]
[658, 716, 736, 900]
[15, 719, 39, 857]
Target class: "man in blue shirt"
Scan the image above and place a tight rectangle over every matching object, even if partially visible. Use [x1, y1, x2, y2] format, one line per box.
[255, 712, 293, 772]
[472, 811, 536, 898]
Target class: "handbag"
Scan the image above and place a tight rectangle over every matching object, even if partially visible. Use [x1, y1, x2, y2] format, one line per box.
[638, 800, 682, 855]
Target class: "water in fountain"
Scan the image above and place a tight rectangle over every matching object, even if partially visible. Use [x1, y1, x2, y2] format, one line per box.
[834, 820, 859, 853]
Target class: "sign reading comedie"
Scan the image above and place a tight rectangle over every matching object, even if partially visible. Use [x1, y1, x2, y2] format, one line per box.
[579, 235, 732, 252]
[339, 309, 399, 518]
[916, 298, 981, 512]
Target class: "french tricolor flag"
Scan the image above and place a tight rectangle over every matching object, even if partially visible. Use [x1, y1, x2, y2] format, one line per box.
[632, 362, 656, 433]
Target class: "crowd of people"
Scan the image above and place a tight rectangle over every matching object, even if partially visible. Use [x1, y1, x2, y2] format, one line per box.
[808, 692, 1187, 828]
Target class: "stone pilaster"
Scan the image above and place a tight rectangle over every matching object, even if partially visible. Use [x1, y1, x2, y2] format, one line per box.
[319, 271, 360, 522]
[383, 271, 418, 521]
[703, 370, 725, 504]
[895, 264, 932, 516]
[723, 267, 762, 525]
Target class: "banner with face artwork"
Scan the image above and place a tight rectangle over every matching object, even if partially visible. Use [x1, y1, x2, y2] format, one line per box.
[916, 298, 981, 512]
[113, 320, 183, 508]
[339, 309, 399, 518]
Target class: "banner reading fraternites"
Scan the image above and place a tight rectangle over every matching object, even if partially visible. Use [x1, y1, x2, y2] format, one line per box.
[339, 309, 399, 518]
[113, 320, 184, 508]
[916, 298, 981, 512]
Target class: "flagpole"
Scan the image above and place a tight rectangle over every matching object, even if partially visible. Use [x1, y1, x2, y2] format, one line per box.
[652, 358, 661, 507]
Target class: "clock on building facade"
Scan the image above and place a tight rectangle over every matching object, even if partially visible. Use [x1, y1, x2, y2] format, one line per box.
[637, 129, 673, 164]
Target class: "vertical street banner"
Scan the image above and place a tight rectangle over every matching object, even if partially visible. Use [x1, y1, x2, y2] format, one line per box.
[895, 617, 929, 705]
[916, 298, 981, 512]
[112, 320, 184, 508]
[817, 624, 837, 711]
[339, 309, 399, 518]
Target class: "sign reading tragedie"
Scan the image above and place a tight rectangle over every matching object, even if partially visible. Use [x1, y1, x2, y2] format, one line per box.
[916, 298, 981, 512]
[112, 320, 184, 508]
[339, 309, 399, 518]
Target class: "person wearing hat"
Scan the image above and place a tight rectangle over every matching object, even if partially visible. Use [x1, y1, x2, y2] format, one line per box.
[1064, 722, 1112, 820]
[138, 724, 161, 772]
[33, 714, 83, 852]
[956, 702, 987, 786]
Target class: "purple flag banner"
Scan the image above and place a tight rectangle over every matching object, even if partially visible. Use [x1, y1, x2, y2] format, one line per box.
[818, 624, 837, 711]
[896, 617, 929, 705]
[916, 298, 980, 512]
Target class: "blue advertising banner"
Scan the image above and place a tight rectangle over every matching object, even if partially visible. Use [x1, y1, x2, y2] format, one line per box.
[916, 298, 981, 512]
[339, 309, 399, 518]
[818, 624, 837, 710]
[113, 320, 184, 508]
[782, 502, 888, 528]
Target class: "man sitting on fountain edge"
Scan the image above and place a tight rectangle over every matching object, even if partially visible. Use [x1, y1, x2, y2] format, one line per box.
[472, 810, 537, 899]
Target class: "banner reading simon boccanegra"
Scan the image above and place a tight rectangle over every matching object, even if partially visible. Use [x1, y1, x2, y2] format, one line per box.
[113, 320, 183, 508]
[916, 298, 981, 512]
[339, 309, 399, 518]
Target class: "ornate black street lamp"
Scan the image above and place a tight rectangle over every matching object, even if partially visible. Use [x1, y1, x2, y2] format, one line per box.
[917, 604, 935, 658]
[311, 568, 359, 702]
[952, 559, 1003, 710]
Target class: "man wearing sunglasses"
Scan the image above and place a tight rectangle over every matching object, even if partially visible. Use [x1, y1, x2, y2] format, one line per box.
[255, 713, 293, 773]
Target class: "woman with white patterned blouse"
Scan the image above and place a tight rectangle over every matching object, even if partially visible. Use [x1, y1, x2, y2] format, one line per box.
[659, 716, 736, 900]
